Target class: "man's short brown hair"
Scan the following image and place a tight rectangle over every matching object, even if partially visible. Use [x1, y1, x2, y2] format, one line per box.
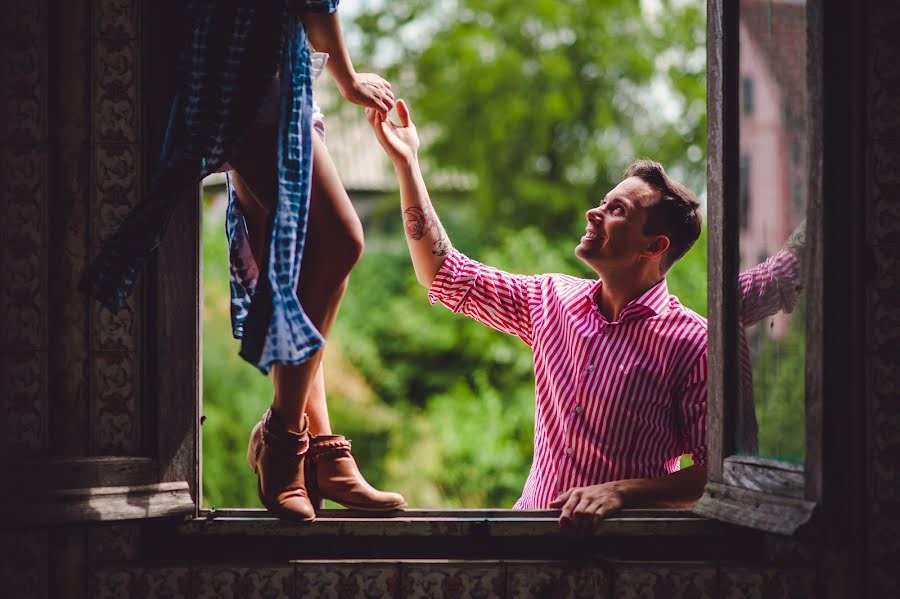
[625, 159, 702, 273]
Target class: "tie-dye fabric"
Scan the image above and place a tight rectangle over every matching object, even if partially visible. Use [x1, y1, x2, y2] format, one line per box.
[80, 0, 339, 373]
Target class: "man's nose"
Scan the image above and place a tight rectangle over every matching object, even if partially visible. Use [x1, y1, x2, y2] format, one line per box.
[586, 207, 602, 223]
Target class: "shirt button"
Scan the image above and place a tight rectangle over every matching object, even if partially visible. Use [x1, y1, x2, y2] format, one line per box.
[574, 405, 583, 415]
[565, 447, 574, 457]
[586, 364, 594, 372]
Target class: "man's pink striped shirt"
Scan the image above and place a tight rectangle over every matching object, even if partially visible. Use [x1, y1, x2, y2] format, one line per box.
[428, 250, 709, 509]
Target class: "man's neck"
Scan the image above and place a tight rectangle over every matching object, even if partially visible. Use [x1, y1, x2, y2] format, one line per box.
[594, 266, 664, 322]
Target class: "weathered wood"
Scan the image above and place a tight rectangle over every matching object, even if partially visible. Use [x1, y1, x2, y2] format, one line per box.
[4, 482, 194, 526]
[693, 482, 815, 536]
[723, 456, 804, 499]
[181, 514, 723, 539]
[144, 0, 201, 513]
[706, 0, 741, 482]
[203, 508, 704, 520]
[10, 456, 157, 492]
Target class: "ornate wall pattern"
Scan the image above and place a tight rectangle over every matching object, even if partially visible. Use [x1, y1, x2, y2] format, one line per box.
[90, 0, 143, 455]
[866, 2, 900, 596]
[85, 560, 822, 598]
[1, 0, 49, 457]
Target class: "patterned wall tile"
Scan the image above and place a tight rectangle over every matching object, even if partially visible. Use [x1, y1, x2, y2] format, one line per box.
[2, 0, 46, 144]
[92, 283, 140, 352]
[3, 145, 48, 350]
[93, 38, 138, 143]
[296, 563, 399, 599]
[91, 566, 192, 599]
[507, 562, 608, 599]
[195, 566, 295, 599]
[88, 524, 142, 563]
[93, 142, 140, 247]
[721, 565, 816, 599]
[402, 562, 505, 599]
[2, 351, 47, 455]
[95, 0, 139, 39]
[866, 3, 900, 597]
[613, 562, 716, 599]
[92, 351, 140, 454]
[0, 530, 49, 599]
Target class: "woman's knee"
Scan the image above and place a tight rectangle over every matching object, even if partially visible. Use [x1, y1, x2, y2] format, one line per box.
[332, 216, 364, 273]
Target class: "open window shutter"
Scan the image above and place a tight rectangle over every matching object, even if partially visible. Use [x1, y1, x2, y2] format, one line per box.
[696, 0, 866, 537]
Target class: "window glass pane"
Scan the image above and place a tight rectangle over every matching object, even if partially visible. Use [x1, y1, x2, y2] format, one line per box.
[736, 0, 807, 463]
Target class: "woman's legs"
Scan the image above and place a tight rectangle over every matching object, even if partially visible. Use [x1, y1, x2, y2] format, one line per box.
[230, 128, 361, 432]
[232, 126, 403, 512]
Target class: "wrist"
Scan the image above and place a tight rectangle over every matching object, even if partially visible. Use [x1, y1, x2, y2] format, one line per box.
[393, 155, 420, 175]
[330, 65, 358, 95]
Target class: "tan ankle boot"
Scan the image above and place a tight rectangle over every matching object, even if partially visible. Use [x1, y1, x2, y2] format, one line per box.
[246, 409, 316, 522]
[306, 435, 406, 512]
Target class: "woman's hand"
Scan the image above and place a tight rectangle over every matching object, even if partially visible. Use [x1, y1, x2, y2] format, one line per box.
[339, 72, 395, 115]
[365, 100, 420, 167]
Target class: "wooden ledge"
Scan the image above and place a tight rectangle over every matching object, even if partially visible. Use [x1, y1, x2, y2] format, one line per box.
[151, 508, 738, 561]
[181, 508, 723, 537]
[3, 481, 195, 527]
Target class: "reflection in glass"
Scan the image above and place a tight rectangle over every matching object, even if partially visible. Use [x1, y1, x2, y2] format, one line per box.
[736, 0, 807, 463]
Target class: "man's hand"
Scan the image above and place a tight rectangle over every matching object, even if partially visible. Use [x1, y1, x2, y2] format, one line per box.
[365, 99, 420, 167]
[550, 465, 708, 533]
[340, 72, 395, 115]
[550, 483, 625, 533]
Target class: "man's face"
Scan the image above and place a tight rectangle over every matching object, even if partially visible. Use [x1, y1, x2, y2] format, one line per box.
[575, 176, 661, 274]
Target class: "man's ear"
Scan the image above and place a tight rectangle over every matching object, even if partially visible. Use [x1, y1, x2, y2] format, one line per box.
[642, 235, 670, 259]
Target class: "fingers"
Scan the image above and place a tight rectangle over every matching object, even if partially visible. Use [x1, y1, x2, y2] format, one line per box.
[396, 99, 411, 127]
[549, 488, 572, 508]
[555, 487, 615, 533]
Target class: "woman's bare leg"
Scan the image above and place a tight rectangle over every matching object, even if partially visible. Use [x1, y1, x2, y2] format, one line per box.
[230, 130, 360, 432]
[232, 124, 404, 511]
[305, 363, 332, 436]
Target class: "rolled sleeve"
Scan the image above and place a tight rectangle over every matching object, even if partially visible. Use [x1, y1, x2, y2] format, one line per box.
[427, 250, 478, 312]
[427, 249, 540, 344]
[679, 350, 709, 468]
[738, 250, 802, 328]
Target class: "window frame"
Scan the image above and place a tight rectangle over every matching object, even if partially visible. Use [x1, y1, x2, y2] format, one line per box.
[150, 0, 862, 544]
[694, 0, 847, 534]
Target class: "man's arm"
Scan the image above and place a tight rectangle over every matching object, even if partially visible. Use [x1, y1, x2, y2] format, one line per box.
[366, 102, 452, 287]
[739, 219, 806, 327]
[550, 465, 708, 531]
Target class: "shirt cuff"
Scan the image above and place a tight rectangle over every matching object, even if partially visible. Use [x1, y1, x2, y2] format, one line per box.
[688, 446, 708, 468]
[427, 249, 478, 313]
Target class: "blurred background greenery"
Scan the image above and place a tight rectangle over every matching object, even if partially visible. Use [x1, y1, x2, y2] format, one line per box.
[201, 0, 803, 508]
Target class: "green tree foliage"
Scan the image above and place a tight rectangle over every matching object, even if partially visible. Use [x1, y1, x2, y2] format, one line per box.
[202, 1, 713, 507]
[750, 301, 806, 464]
[351, 0, 707, 238]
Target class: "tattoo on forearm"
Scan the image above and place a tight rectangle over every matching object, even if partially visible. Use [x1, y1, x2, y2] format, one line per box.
[404, 207, 428, 240]
[403, 206, 453, 255]
[432, 228, 452, 256]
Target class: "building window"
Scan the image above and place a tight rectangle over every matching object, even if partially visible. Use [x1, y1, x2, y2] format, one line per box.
[739, 155, 751, 229]
[742, 77, 754, 115]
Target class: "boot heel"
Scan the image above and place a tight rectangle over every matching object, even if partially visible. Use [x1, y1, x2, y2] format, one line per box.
[247, 421, 263, 473]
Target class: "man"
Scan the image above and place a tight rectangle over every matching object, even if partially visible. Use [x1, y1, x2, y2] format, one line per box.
[367, 101, 708, 529]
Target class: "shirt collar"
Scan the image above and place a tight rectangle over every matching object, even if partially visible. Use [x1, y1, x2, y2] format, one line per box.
[583, 277, 672, 322]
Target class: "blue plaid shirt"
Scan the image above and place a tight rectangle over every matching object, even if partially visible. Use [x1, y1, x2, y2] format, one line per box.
[81, 0, 338, 373]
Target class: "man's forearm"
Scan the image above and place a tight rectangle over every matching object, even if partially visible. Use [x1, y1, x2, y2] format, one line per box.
[611, 465, 708, 508]
[394, 159, 452, 287]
